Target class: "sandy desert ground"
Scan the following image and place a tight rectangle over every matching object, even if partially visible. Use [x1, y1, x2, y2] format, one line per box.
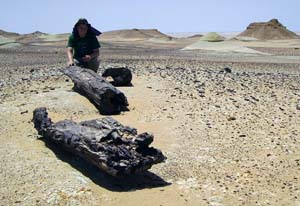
[1, 31, 300, 206]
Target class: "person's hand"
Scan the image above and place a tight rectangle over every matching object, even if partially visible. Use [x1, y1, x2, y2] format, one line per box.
[82, 55, 92, 62]
[67, 60, 74, 66]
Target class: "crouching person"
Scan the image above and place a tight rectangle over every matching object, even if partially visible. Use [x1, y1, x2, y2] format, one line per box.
[67, 18, 101, 72]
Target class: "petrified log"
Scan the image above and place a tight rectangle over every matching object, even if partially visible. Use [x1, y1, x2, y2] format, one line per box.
[33, 107, 166, 176]
[102, 67, 132, 86]
[62, 66, 128, 115]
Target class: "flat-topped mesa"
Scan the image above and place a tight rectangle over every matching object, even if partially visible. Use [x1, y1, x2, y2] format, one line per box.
[32, 107, 166, 176]
[100, 28, 172, 41]
[62, 66, 128, 115]
[238, 18, 300, 40]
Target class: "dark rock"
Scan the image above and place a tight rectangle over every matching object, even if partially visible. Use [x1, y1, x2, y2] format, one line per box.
[226, 89, 236, 94]
[227, 116, 236, 121]
[250, 96, 259, 102]
[20, 110, 28, 115]
[198, 89, 205, 94]
[224, 67, 232, 73]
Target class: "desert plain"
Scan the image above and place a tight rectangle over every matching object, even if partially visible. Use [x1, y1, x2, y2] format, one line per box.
[1, 19, 300, 206]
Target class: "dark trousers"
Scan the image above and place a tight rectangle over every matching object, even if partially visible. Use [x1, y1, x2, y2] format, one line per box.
[74, 57, 100, 73]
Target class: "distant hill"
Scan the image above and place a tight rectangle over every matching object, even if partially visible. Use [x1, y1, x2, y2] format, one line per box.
[0, 29, 20, 38]
[0, 29, 20, 47]
[0, 29, 69, 47]
[30, 31, 47, 35]
[199, 32, 225, 42]
[0, 28, 176, 47]
[140, 29, 170, 38]
[16, 31, 49, 43]
[188, 34, 203, 39]
[238, 19, 300, 40]
[100, 28, 172, 41]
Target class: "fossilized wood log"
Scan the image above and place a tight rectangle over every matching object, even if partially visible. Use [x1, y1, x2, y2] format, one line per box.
[62, 66, 128, 115]
[33, 107, 166, 176]
[102, 67, 132, 86]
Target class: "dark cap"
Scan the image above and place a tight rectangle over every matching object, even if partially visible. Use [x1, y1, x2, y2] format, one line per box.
[75, 18, 89, 26]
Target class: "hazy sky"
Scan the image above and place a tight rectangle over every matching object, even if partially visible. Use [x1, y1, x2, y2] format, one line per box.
[1, 0, 299, 34]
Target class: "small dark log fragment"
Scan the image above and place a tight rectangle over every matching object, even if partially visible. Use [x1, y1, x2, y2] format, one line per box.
[62, 66, 128, 115]
[33, 107, 166, 176]
[102, 67, 133, 86]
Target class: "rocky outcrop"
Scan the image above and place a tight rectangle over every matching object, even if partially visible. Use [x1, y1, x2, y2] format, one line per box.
[238, 19, 299, 40]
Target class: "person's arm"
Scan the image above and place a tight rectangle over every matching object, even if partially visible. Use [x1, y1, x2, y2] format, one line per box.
[66, 35, 75, 66]
[82, 36, 100, 62]
[90, 48, 99, 59]
[66, 47, 74, 66]
[83, 48, 99, 62]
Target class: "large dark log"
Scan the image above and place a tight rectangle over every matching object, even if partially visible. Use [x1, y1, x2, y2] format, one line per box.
[62, 66, 128, 115]
[33, 107, 166, 176]
[102, 67, 132, 86]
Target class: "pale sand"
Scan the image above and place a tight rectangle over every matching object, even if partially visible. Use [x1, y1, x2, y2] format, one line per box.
[1, 37, 300, 205]
[182, 39, 300, 54]
[182, 40, 269, 54]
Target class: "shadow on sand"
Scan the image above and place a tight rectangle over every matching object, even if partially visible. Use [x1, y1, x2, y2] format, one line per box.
[110, 82, 134, 87]
[39, 138, 170, 192]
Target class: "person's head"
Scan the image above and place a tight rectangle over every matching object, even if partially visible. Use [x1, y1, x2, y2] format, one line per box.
[75, 18, 89, 38]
